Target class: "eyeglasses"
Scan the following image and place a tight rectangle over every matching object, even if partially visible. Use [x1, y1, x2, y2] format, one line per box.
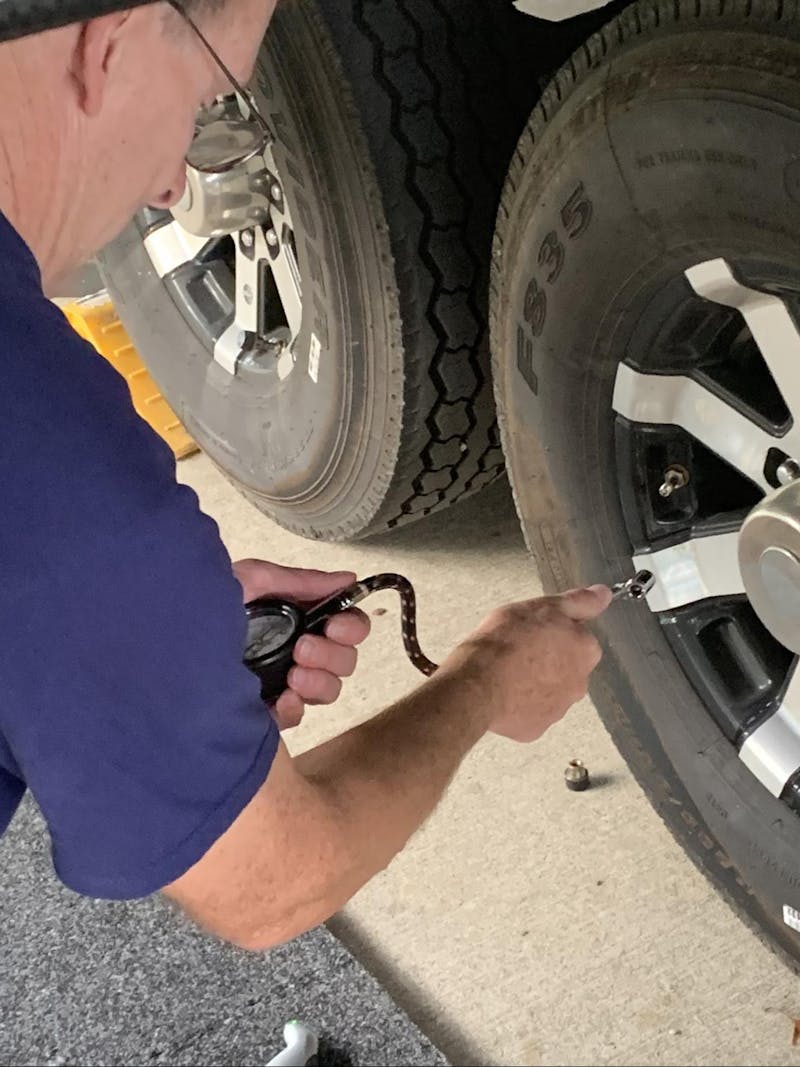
[168, 0, 273, 141]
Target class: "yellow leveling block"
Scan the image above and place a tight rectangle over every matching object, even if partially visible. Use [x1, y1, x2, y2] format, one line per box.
[62, 297, 198, 460]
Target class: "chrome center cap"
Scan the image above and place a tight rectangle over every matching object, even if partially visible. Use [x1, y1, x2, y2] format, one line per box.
[740, 479, 800, 653]
[759, 546, 800, 615]
[172, 118, 271, 238]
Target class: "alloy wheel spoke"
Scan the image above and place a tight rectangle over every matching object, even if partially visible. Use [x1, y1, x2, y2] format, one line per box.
[632, 532, 744, 611]
[233, 228, 265, 336]
[739, 662, 800, 797]
[142, 221, 215, 279]
[211, 224, 302, 375]
[686, 258, 800, 425]
[266, 227, 303, 344]
[213, 320, 245, 376]
[613, 363, 779, 492]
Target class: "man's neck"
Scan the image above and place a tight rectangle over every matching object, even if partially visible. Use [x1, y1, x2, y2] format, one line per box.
[0, 45, 78, 292]
[0, 149, 41, 269]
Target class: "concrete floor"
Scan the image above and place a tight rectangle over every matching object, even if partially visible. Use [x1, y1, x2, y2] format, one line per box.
[178, 455, 800, 1067]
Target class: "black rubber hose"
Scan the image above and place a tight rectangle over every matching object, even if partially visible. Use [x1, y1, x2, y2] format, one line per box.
[0, 1, 156, 42]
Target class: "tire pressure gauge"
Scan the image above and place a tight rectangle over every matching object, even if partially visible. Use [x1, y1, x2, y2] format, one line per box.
[244, 573, 438, 702]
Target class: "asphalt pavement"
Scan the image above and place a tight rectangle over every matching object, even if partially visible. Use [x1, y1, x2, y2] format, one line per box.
[0, 799, 448, 1067]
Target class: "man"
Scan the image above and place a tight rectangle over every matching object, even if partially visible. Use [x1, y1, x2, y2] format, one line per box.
[0, 0, 611, 950]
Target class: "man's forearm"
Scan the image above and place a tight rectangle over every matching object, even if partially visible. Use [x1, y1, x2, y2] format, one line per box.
[295, 662, 490, 894]
[166, 661, 493, 953]
[166, 589, 607, 953]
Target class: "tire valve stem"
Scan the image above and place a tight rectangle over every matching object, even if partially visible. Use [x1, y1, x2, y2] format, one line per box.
[659, 465, 689, 498]
[565, 759, 590, 792]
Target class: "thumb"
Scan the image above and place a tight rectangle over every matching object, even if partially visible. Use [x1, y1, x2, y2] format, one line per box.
[269, 567, 357, 604]
[557, 584, 613, 621]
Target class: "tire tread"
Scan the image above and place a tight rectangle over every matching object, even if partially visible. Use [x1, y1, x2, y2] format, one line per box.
[327, 0, 564, 533]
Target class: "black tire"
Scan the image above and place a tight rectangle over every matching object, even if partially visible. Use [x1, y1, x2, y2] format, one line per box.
[98, 0, 552, 541]
[492, 0, 800, 967]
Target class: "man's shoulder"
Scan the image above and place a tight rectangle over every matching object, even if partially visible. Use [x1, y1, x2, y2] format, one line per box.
[0, 282, 177, 535]
[0, 287, 130, 414]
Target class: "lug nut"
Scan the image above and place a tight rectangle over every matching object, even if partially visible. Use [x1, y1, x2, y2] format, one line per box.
[564, 759, 590, 792]
[266, 229, 279, 248]
[240, 229, 254, 249]
[777, 458, 800, 485]
[659, 465, 689, 498]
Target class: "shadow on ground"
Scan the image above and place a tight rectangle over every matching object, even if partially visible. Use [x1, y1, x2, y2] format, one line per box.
[365, 476, 526, 558]
[329, 913, 492, 1067]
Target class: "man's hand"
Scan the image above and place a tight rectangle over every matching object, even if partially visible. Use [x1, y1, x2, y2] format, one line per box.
[439, 584, 612, 743]
[233, 560, 370, 729]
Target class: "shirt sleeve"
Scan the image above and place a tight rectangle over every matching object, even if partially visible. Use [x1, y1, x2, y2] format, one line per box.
[0, 315, 279, 899]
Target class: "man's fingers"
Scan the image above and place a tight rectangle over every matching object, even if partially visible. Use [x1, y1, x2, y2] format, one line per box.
[324, 608, 371, 646]
[273, 689, 305, 730]
[287, 666, 342, 705]
[294, 634, 357, 678]
[557, 584, 612, 621]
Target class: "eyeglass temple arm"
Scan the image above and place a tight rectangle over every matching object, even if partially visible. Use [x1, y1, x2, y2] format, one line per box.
[168, 0, 273, 140]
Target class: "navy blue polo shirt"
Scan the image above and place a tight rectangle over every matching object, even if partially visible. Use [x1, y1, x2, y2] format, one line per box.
[0, 214, 279, 899]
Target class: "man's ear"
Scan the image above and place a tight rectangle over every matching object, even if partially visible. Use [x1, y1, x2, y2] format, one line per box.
[69, 12, 133, 118]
